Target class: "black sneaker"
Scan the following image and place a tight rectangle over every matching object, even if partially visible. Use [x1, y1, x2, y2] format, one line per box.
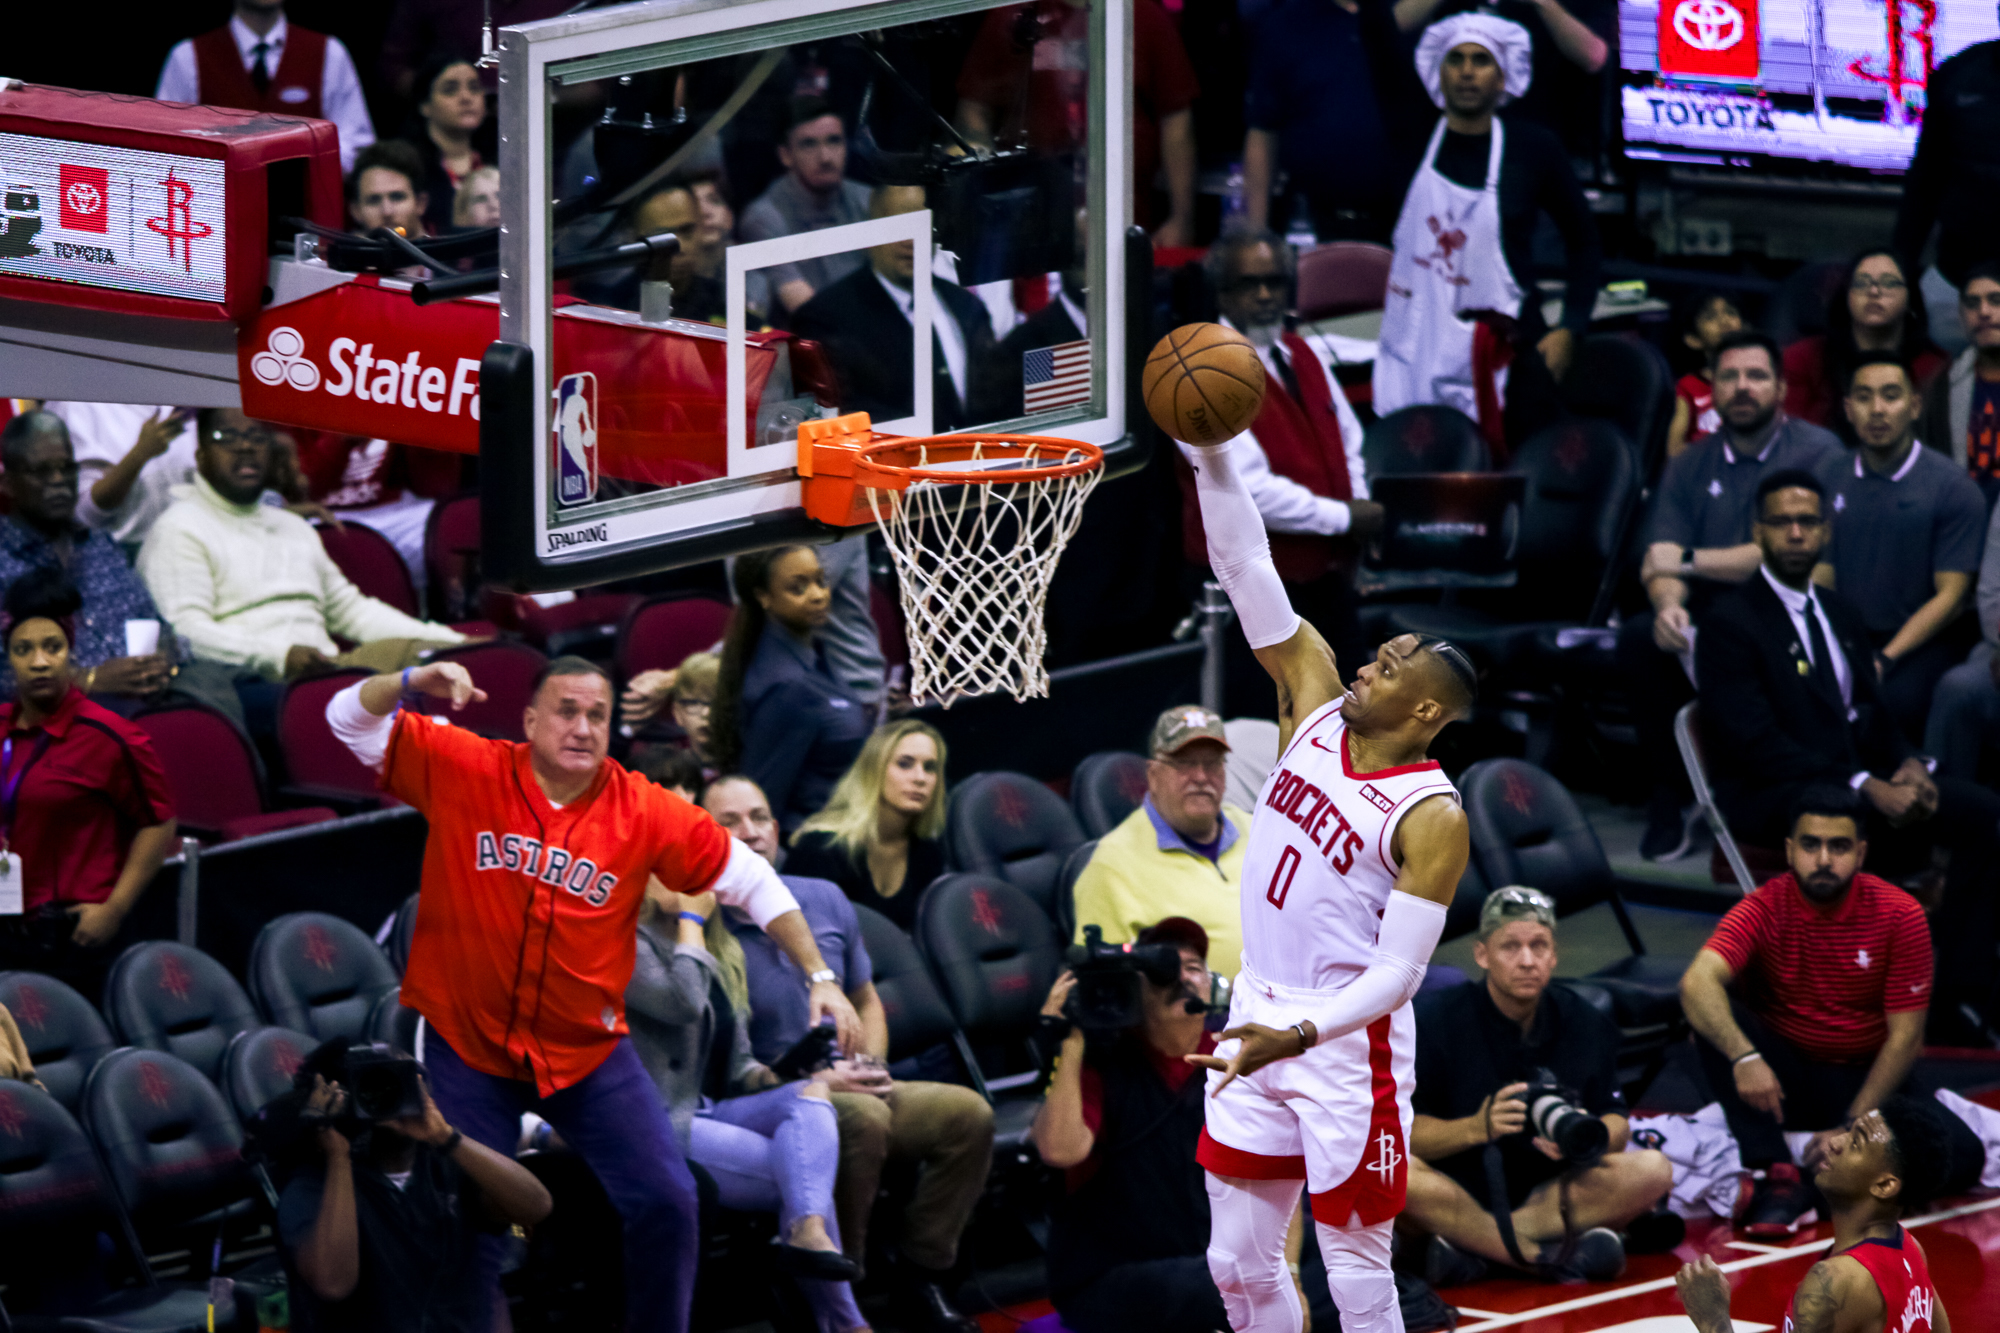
[1640, 797, 1696, 862]
[1535, 1227, 1626, 1283]
[891, 1273, 979, 1333]
[1396, 1271, 1459, 1332]
[1743, 1163, 1817, 1238]
[1424, 1235, 1488, 1289]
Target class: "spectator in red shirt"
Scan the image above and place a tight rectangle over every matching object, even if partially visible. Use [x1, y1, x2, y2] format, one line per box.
[1680, 786, 1931, 1239]
[1783, 250, 1947, 435]
[1666, 290, 1744, 459]
[0, 567, 177, 1000]
[954, 0, 1200, 244]
[1029, 916, 1228, 1333]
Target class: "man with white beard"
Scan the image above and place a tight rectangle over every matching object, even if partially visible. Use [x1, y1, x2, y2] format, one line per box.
[1177, 225, 1386, 693]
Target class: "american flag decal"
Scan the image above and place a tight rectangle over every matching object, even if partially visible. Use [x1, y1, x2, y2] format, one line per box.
[1022, 339, 1090, 413]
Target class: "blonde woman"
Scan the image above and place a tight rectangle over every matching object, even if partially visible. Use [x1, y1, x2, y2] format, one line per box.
[786, 720, 947, 931]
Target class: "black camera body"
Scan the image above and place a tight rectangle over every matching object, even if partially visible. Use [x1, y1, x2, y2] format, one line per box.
[1063, 926, 1201, 1032]
[1520, 1067, 1608, 1165]
[343, 1047, 427, 1124]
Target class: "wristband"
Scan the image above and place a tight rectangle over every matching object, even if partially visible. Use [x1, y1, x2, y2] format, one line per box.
[1291, 1022, 1316, 1052]
[678, 912, 710, 926]
[1733, 1050, 1763, 1067]
[807, 969, 837, 985]
[441, 1128, 464, 1154]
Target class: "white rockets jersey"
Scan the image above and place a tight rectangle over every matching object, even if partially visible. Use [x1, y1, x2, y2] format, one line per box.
[1238, 700, 1460, 991]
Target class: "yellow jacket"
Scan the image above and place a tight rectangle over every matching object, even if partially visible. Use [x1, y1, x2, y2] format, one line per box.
[1070, 797, 1251, 977]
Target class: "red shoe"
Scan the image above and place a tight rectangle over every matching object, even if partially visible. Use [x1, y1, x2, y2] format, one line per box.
[1741, 1163, 1818, 1237]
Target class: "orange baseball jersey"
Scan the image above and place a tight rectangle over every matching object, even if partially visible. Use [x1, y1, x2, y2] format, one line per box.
[384, 711, 731, 1096]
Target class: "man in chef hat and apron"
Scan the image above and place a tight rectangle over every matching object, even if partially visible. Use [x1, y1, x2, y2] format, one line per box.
[1371, 14, 1601, 456]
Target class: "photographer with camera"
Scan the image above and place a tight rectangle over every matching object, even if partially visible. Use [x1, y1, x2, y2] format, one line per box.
[270, 1040, 552, 1332]
[1029, 917, 1241, 1333]
[1405, 888, 1671, 1286]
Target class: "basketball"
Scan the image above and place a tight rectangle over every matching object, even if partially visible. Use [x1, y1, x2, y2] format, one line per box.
[1143, 322, 1268, 447]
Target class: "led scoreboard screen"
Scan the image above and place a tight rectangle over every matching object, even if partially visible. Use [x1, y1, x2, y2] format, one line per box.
[1619, 0, 2000, 172]
[0, 131, 228, 302]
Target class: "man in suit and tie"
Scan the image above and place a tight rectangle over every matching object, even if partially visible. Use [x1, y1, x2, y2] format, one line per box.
[789, 184, 1000, 432]
[1696, 468, 2000, 1044]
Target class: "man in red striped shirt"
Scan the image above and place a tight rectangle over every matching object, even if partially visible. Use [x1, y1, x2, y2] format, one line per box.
[1680, 785, 1931, 1238]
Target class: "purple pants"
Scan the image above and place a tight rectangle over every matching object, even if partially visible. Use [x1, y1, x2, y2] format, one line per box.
[423, 1030, 700, 1333]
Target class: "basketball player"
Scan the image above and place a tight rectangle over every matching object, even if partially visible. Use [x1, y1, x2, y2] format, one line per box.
[1674, 1095, 1954, 1333]
[325, 656, 861, 1333]
[1180, 424, 1473, 1333]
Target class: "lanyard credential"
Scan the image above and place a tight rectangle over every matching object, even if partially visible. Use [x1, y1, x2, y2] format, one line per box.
[0, 731, 47, 916]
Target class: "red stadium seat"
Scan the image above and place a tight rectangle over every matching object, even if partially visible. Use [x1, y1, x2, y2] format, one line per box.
[616, 594, 733, 681]
[424, 493, 482, 622]
[132, 700, 336, 842]
[317, 519, 419, 617]
[419, 639, 549, 741]
[871, 581, 909, 671]
[276, 668, 386, 808]
[1295, 241, 1393, 321]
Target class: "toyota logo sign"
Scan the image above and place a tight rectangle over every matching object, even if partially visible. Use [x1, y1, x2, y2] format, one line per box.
[1672, 0, 1744, 52]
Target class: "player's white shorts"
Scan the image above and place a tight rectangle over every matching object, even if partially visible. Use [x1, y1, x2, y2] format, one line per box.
[1196, 962, 1415, 1228]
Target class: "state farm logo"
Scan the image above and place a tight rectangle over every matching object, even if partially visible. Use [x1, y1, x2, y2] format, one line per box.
[1672, 0, 1744, 51]
[250, 327, 321, 391]
[59, 164, 109, 233]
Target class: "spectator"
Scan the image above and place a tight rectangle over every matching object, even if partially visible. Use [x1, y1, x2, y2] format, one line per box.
[1406, 888, 1670, 1285]
[627, 882, 870, 1328]
[39, 403, 197, 550]
[1783, 250, 1946, 433]
[787, 720, 949, 932]
[1241, 0, 1407, 241]
[0, 568, 176, 1000]
[1917, 261, 2000, 510]
[1924, 504, 2000, 780]
[1370, 16, 1602, 453]
[451, 165, 502, 229]
[1892, 36, 2000, 289]
[1666, 290, 1745, 458]
[1030, 917, 1228, 1333]
[1618, 331, 1842, 861]
[156, 0, 376, 172]
[287, 431, 454, 585]
[136, 408, 465, 735]
[635, 746, 707, 804]
[1069, 706, 1251, 976]
[712, 546, 870, 836]
[955, 0, 1199, 244]
[1679, 787, 1931, 1236]
[623, 650, 721, 778]
[1817, 356, 1985, 741]
[379, 0, 569, 101]
[589, 182, 731, 322]
[272, 1041, 552, 1331]
[701, 775, 995, 1333]
[1694, 469, 2000, 1044]
[737, 97, 872, 316]
[790, 184, 1004, 431]
[1397, 0, 1614, 161]
[0, 413, 174, 709]
[401, 56, 492, 236]
[1178, 226, 1380, 693]
[348, 140, 430, 241]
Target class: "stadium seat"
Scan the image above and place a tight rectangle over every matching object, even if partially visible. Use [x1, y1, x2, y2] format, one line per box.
[854, 905, 978, 1086]
[870, 580, 910, 672]
[318, 518, 419, 617]
[915, 874, 1063, 1086]
[1442, 852, 1491, 944]
[1295, 241, 1394, 321]
[424, 493, 483, 623]
[1069, 751, 1149, 838]
[1359, 405, 1490, 478]
[366, 986, 422, 1052]
[1560, 335, 1676, 482]
[102, 942, 262, 1083]
[944, 772, 1087, 917]
[417, 639, 549, 741]
[616, 594, 734, 681]
[133, 699, 337, 842]
[1051, 840, 1096, 944]
[248, 912, 401, 1042]
[0, 1079, 237, 1330]
[501, 591, 642, 657]
[276, 667, 385, 809]
[219, 1026, 314, 1125]
[385, 890, 421, 974]
[0, 970, 115, 1112]
[1676, 702, 1776, 895]
[82, 1048, 251, 1241]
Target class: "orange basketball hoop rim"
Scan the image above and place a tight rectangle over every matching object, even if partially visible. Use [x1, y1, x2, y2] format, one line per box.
[797, 412, 1103, 527]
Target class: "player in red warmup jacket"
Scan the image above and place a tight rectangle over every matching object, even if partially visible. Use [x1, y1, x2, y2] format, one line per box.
[327, 656, 861, 1333]
[1675, 1094, 1955, 1333]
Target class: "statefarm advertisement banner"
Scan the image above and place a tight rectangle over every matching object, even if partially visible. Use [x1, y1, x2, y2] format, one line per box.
[0, 131, 226, 301]
[238, 278, 783, 489]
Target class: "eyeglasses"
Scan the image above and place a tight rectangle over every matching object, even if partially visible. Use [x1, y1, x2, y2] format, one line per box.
[1223, 274, 1289, 295]
[11, 462, 78, 483]
[673, 697, 713, 714]
[1488, 886, 1555, 914]
[1850, 277, 1907, 296]
[206, 428, 277, 450]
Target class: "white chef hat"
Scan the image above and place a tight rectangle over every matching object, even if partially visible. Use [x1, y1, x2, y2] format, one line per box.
[1416, 13, 1535, 109]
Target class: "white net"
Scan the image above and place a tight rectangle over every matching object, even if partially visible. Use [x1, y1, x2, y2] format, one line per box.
[866, 437, 1102, 707]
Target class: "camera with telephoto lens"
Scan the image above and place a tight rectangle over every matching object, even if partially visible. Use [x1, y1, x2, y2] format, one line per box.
[1063, 925, 1216, 1032]
[340, 1045, 428, 1124]
[1520, 1067, 1608, 1164]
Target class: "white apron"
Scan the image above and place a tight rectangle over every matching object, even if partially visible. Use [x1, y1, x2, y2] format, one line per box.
[1372, 117, 1523, 421]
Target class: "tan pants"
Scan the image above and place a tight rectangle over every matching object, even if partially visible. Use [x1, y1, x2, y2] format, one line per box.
[331, 638, 447, 673]
[830, 1080, 994, 1273]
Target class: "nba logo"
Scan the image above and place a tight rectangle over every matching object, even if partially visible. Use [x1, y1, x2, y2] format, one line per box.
[554, 372, 598, 507]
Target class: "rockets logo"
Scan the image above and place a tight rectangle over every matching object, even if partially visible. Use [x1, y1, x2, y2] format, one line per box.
[144, 169, 213, 273]
[1365, 1127, 1403, 1184]
[970, 888, 1003, 934]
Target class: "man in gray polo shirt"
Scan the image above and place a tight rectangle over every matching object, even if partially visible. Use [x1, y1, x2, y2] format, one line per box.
[739, 96, 873, 317]
[1617, 330, 1842, 860]
[1818, 355, 1985, 742]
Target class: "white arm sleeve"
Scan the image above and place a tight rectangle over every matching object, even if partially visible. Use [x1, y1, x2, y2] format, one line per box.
[1303, 892, 1448, 1042]
[1187, 437, 1352, 536]
[326, 680, 398, 771]
[1187, 441, 1301, 650]
[705, 838, 802, 931]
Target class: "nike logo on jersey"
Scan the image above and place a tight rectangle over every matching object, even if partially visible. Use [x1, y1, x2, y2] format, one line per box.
[474, 831, 618, 906]
[1263, 765, 1365, 875]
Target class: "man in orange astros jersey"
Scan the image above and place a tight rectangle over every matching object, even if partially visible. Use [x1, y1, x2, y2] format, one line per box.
[326, 654, 861, 1333]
